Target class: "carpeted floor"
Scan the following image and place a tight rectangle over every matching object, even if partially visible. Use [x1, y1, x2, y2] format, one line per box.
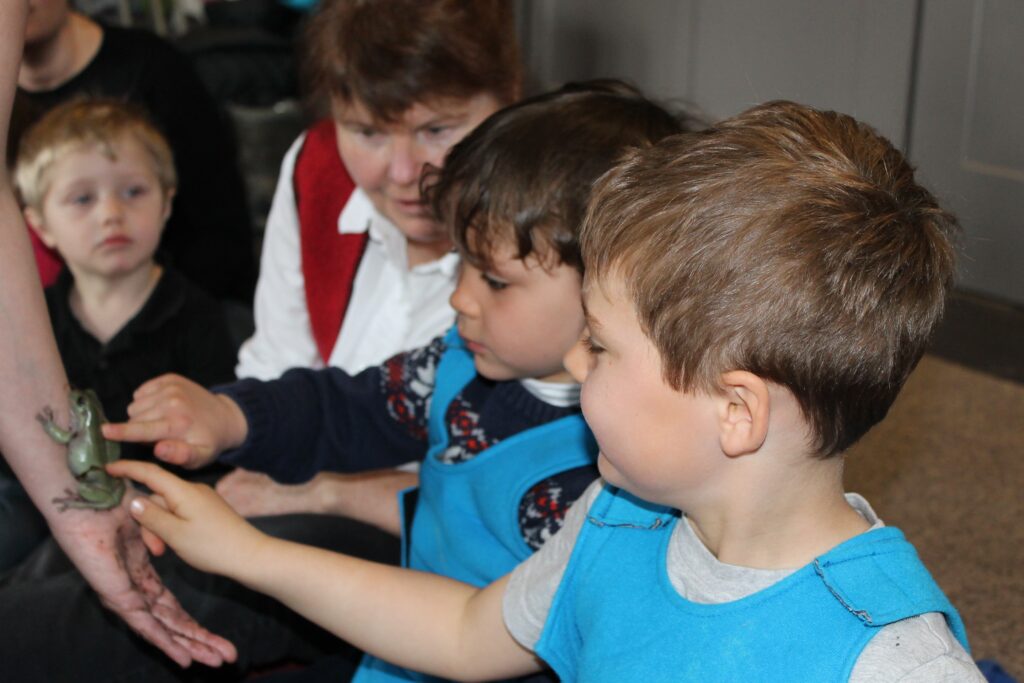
[844, 355, 1024, 678]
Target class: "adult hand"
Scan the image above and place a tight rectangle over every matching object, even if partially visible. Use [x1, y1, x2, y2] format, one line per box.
[109, 460, 269, 580]
[47, 497, 238, 667]
[103, 374, 247, 469]
[0, 1, 234, 669]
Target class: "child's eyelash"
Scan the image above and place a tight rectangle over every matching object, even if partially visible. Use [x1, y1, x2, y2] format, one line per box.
[581, 336, 604, 354]
[481, 273, 508, 291]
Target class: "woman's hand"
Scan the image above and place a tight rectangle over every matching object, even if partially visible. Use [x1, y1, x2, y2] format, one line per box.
[108, 460, 269, 581]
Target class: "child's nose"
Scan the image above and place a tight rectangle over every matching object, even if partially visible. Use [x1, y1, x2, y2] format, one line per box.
[99, 194, 125, 222]
[563, 337, 591, 383]
[449, 269, 478, 317]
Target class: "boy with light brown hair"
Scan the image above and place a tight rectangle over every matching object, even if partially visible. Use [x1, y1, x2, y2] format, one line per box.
[2, 98, 237, 570]
[14, 98, 236, 450]
[112, 101, 984, 681]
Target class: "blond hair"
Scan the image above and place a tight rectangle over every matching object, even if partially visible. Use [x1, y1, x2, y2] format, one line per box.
[582, 101, 958, 456]
[15, 98, 176, 209]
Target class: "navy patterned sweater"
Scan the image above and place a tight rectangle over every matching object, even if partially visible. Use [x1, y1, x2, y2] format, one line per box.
[218, 336, 597, 549]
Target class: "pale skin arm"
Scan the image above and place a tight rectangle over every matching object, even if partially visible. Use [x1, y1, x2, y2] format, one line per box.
[0, 1, 233, 667]
[216, 468, 414, 536]
[110, 460, 543, 681]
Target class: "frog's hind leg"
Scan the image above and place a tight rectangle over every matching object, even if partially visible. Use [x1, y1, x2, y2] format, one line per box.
[51, 474, 125, 511]
[51, 488, 90, 512]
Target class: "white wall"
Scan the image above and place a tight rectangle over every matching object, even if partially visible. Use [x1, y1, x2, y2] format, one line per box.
[517, 0, 1023, 304]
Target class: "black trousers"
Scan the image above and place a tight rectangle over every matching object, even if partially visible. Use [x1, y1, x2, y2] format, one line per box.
[0, 513, 400, 682]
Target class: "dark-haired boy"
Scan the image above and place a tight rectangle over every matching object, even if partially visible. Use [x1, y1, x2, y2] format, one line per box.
[117, 101, 983, 681]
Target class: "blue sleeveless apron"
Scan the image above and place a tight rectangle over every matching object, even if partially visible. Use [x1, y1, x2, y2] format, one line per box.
[354, 327, 597, 682]
[536, 486, 969, 682]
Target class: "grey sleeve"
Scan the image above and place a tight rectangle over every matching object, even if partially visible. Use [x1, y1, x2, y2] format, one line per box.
[850, 613, 986, 682]
[502, 479, 605, 650]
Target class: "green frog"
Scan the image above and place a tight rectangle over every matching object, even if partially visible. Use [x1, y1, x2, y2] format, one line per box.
[37, 389, 125, 511]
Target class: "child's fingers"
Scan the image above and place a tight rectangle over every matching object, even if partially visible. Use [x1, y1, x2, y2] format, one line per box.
[124, 394, 163, 419]
[107, 460, 190, 505]
[110, 462, 193, 546]
[141, 526, 167, 556]
[103, 418, 175, 444]
[121, 489, 170, 555]
[132, 373, 185, 399]
[126, 496, 183, 548]
[153, 440, 201, 467]
[141, 492, 170, 555]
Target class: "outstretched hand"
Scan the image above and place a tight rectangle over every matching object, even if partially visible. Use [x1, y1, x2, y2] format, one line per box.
[47, 497, 238, 668]
[108, 460, 269, 582]
[102, 374, 247, 469]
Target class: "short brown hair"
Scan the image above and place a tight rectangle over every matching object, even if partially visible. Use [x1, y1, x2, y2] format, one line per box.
[429, 79, 700, 272]
[305, 0, 521, 121]
[15, 98, 176, 209]
[582, 100, 958, 456]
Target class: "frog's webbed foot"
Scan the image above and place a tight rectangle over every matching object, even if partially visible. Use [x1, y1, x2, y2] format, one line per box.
[52, 488, 117, 512]
[51, 488, 79, 513]
[35, 406, 55, 427]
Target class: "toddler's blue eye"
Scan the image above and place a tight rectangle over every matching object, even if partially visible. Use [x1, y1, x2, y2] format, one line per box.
[70, 193, 94, 206]
[124, 185, 148, 199]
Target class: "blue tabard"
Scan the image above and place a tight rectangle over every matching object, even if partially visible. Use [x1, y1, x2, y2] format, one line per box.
[354, 327, 598, 683]
[536, 486, 970, 683]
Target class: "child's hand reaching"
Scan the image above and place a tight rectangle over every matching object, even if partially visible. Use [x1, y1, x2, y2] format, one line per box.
[108, 460, 268, 580]
[102, 374, 248, 469]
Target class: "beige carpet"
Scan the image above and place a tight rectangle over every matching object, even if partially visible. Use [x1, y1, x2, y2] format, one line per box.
[845, 355, 1024, 677]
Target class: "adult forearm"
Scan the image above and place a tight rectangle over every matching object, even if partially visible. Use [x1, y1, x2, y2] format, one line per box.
[0, 0, 72, 511]
[0, 176, 77, 523]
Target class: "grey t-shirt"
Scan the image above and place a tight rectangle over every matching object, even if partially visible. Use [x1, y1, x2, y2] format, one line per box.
[503, 481, 983, 682]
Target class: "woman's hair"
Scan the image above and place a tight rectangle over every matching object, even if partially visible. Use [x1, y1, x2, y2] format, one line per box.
[304, 0, 522, 120]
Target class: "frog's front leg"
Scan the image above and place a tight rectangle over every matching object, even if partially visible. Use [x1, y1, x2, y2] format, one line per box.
[104, 437, 121, 465]
[36, 406, 74, 445]
[52, 469, 126, 511]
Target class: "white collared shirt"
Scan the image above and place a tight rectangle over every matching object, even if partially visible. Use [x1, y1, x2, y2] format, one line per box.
[236, 133, 458, 380]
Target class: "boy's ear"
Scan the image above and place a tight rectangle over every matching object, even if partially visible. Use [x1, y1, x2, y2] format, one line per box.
[716, 370, 770, 458]
[161, 188, 176, 223]
[23, 206, 57, 249]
